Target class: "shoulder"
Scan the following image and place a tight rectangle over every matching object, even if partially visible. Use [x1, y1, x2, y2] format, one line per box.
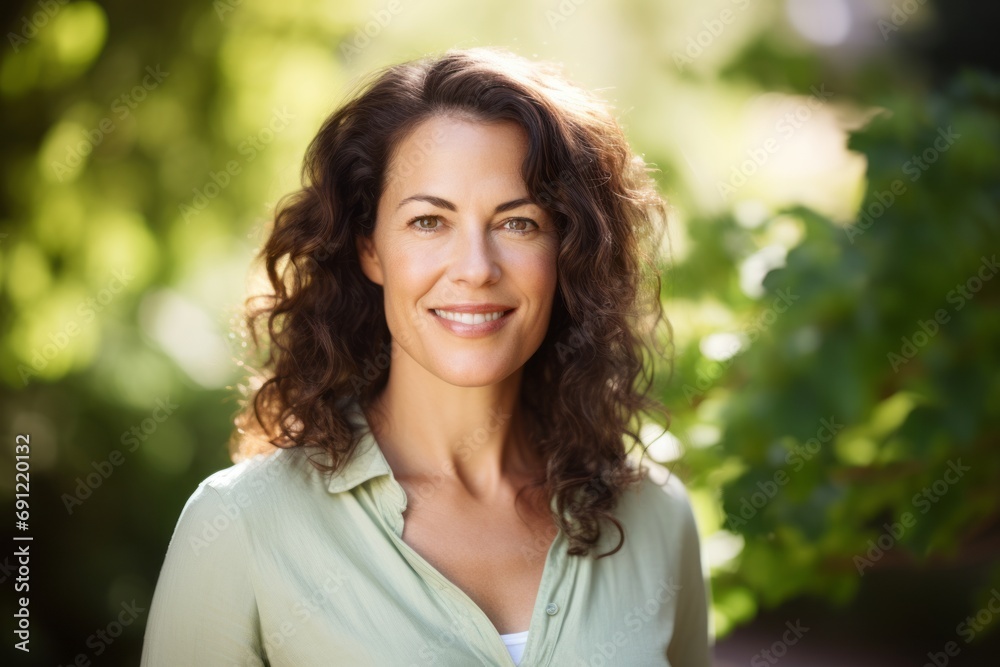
[637, 457, 692, 502]
[195, 445, 318, 501]
[616, 455, 701, 548]
[165, 447, 326, 557]
[631, 456, 696, 518]
[173, 446, 324, 531]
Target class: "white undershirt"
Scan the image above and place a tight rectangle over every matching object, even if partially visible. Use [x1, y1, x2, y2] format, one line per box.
[499, 630, 529, 665]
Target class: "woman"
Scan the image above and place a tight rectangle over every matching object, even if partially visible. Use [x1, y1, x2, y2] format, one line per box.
[141, 46, 711, 666]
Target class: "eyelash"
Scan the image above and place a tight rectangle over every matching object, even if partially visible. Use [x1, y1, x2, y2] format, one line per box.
[407, 215, 539, 236]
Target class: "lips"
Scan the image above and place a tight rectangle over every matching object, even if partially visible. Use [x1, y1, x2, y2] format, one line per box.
[432, 309, 510, 324]
[427, 306, 515, 336]
[428, 303, 516, 313]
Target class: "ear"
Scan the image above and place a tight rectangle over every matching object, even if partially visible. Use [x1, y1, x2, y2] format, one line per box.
[355, 234, 384, 286]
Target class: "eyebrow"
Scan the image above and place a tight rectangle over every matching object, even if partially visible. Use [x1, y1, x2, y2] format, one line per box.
[395, 194, 536, 214]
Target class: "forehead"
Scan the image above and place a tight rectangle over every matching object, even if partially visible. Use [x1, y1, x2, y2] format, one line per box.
[382, 114, 530, 197]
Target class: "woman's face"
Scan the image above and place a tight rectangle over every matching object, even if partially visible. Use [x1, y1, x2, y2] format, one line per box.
[356, 114, 560, 388]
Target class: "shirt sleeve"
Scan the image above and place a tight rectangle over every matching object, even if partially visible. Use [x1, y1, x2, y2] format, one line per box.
[141, 482, 267, 666]
[666, 486, 713, 667]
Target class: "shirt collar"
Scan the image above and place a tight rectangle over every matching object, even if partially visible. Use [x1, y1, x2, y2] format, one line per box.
[323, 399, 567, 519]
[325, 399, 395, 494]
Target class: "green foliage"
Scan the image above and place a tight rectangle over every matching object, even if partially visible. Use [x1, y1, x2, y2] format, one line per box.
[3, 0, 998, 661]
[665, 70, 1000, 625]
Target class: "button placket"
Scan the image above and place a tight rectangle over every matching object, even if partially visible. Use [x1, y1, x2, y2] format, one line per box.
[517, 531, 572, 667]
[455, 589, 515, 665]
[376, 476, 517, 665]
[375, 476, 407, 536]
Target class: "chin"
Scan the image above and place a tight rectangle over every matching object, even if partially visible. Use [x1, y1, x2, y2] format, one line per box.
[430, 357, 521, 388]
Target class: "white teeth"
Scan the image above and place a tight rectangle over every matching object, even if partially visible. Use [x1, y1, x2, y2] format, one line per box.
[433, 309, 508, 325]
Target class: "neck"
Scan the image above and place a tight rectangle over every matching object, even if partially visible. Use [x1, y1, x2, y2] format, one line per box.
[362, 354, 543, 503]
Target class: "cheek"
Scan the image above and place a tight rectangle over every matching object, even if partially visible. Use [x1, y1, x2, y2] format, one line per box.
[511, 244, 559, 302]
[381, 245, 438, 317]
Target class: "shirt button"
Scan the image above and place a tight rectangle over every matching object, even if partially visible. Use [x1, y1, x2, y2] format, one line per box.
[545, 602, 559, 615]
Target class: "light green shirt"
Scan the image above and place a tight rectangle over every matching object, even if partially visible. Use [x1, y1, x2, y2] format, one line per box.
[141, 403, 712, 666]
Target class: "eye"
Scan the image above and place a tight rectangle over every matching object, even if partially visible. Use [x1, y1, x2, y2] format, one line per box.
[503, 218, 539, 235]
[409, 215, 442, 233]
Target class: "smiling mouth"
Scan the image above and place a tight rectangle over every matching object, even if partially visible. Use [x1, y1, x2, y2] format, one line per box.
[430, 309, 513, 324]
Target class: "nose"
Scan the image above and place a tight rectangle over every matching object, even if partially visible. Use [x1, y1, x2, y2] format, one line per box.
[446, 221, 501, 287]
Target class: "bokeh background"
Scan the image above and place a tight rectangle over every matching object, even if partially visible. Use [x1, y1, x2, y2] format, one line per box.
[2, 0, 999, 664]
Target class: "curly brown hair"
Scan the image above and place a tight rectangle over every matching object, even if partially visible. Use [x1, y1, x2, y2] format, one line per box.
[230, 46, 674, 559]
